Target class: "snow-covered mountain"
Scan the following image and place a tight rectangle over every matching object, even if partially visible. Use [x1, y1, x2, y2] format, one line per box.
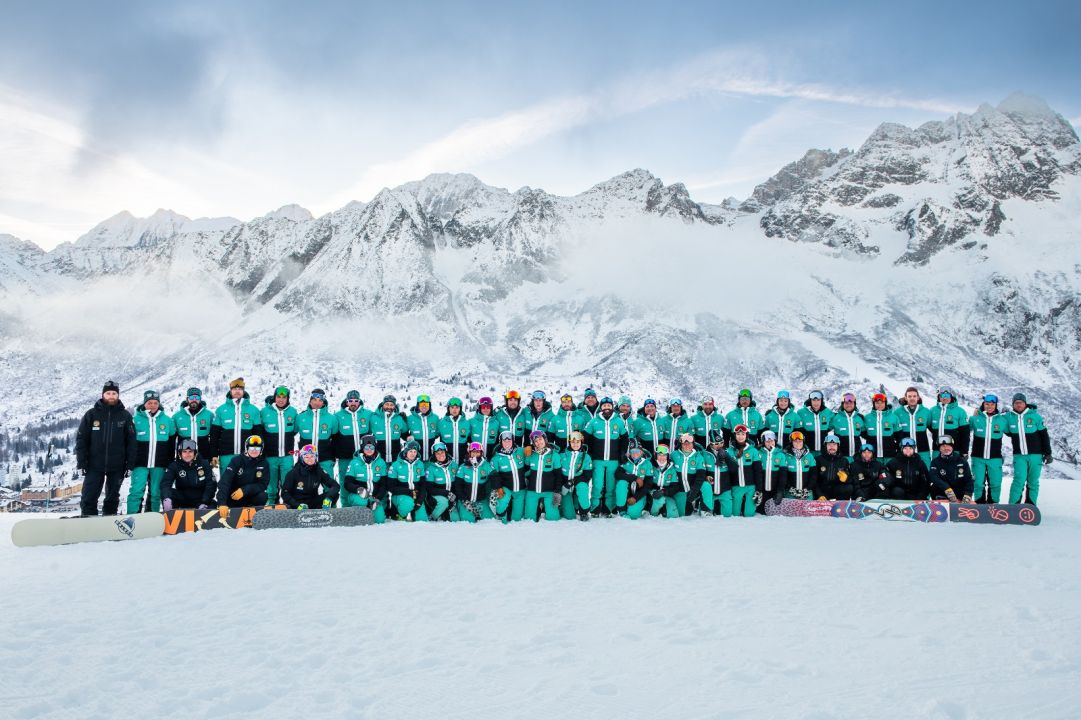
[1, 92, 1079, 470]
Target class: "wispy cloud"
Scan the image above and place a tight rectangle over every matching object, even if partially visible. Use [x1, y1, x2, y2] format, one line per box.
[326, 49, 973, 207]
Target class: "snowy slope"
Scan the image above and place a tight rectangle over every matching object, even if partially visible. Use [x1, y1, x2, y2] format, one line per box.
[3, 482, 1081, 720]
[0, 93, 1079, 470]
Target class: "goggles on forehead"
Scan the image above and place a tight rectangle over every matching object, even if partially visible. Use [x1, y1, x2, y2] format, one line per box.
[505, 390, 521, 400]
[532, 390, 546, 400]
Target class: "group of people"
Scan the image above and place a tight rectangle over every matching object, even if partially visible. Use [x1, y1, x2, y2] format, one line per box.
[74, 378, 1052, 520]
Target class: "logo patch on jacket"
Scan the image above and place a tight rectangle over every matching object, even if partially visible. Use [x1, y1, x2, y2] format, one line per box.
[178, 470, 187, 478]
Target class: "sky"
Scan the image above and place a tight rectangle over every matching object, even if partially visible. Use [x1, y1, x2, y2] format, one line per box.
[1, 0, 1078, 250]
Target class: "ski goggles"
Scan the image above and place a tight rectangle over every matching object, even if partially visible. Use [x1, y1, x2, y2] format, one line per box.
[504, 390, 521, 400]
[738, 389, 752, 398]
[468, 442, 484, 453]
[983, 394, 999, 404]
[777, 390, 790, 399]
[733, 424, 749, 434]
[560, 394, 573, 403]
[310, 392, 326, 401]
[246, 436, 263, 448]
[299, 444, 317, 458]
[900, 438, 917, 448]
[478, 397, 493, 407]
[808, 391, 824, 400]
[447, 397, 463, 407]
[842, 393, 856, 403]
[790, 431, 805, 442]
[872, 393, 887, 403]
[179, 440, 198, 453]
[643, 398, 656, 406]
[417, 394, 431, 404]
[187, 391, 203, 401]
[679, 433, 694, 444]
[655, 445, 670, 455]
[275, 386, 290, 398]
[531, 390, 546, 400]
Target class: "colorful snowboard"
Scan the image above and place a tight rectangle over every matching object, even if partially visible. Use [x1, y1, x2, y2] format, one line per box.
[162, 505, 285, 535]
[949, 503, 1041, 526]
[252, 506, 374, 530]
[11, 512, 166, 548]
[830, 500, 949, 523]
[763, 499, 834, 517]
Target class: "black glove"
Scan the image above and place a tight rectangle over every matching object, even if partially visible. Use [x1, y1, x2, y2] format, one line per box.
[650, 488, 662, 501]
[561, 483, 573, 494]
[1044, 455, 1053, 465]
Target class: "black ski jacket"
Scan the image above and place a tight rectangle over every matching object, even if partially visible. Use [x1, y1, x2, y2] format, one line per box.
[76, 399, 137, 472]
[217, 454, 271, 506]
[282, 461, 340, 508]
[814, 453, 854, 500]
[160, 458, 217, 508]
[849, 458, 889, 500]
[883, 454, 931, 500]
[929, 451, 973, 500]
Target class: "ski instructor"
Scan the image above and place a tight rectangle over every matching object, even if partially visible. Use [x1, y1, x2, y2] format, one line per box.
[75, 380, 137, 516]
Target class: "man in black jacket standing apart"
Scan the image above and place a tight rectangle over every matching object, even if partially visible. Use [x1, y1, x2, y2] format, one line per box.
[76, 380, 137, 516]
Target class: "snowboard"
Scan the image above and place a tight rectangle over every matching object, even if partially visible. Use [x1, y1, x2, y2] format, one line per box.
[11, 512, 166, 548]
[252, 506, 374, 530]
[948, 502, 1041, 526]
[763, 498, 834, 517]
[162, 505, 285, 535]
[829, 500, 949, 523]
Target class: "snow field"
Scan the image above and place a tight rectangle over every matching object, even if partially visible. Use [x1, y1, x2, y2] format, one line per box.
[2, 481, 1080, 719]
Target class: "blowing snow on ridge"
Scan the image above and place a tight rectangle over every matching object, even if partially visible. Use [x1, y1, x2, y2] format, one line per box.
[1, 93, 1079, 469]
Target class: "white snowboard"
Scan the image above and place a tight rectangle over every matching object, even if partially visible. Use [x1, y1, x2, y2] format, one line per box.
[11, 513, 166, 548]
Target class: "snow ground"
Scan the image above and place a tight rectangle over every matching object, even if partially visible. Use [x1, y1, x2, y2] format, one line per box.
[2, 482, 1080, 720]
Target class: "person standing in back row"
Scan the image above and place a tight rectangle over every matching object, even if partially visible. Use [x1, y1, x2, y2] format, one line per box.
[128, 390, 175, 513]
[1005, 393, 1052, 505]
[261, 386, 298, 504]
[76, 380, 137, 516]
[210, 378, 263, 474]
